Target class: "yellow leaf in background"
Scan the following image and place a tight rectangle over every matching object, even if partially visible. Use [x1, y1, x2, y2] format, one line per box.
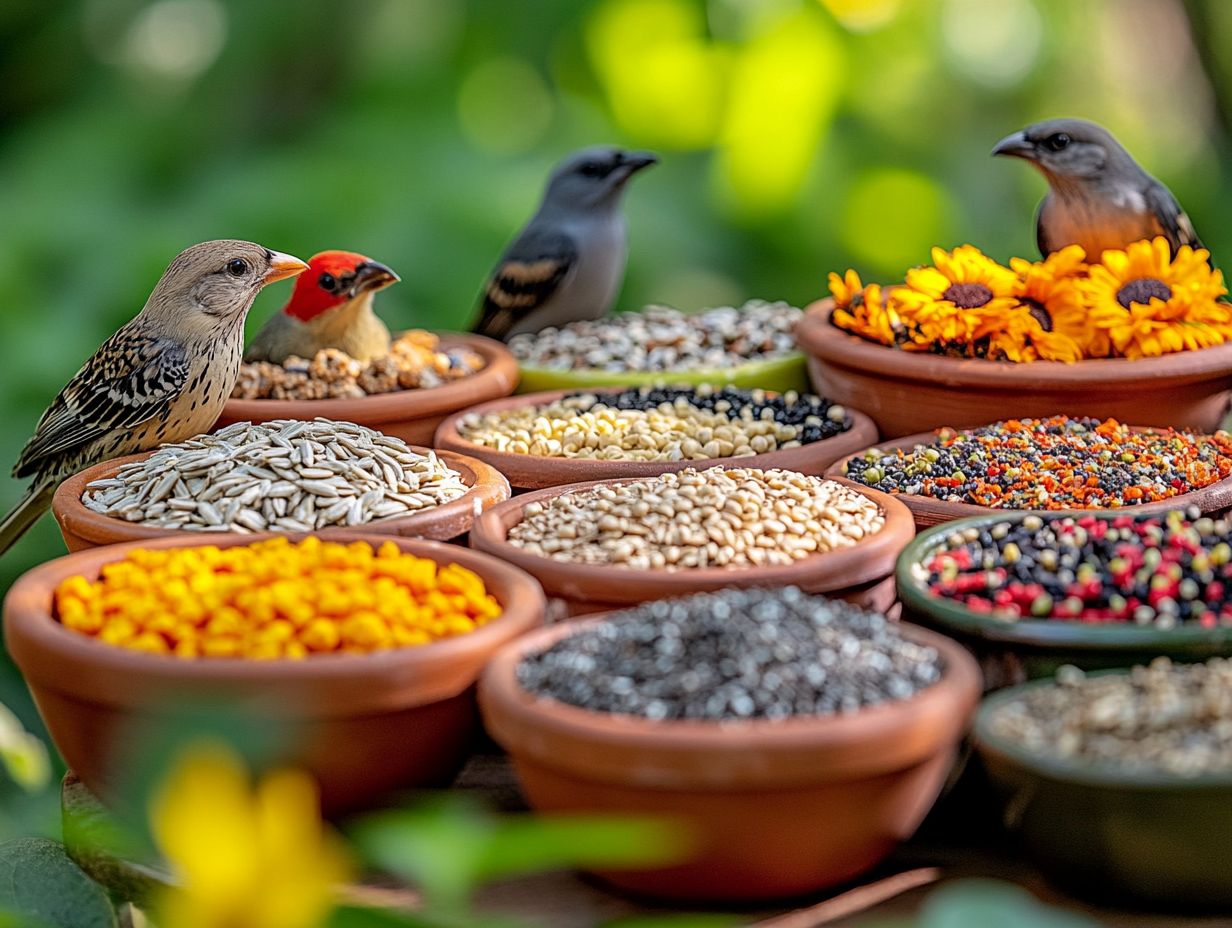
[817, 0, 903, 32]
[714, 8, 844, 218]
[586, 0, 726, 149]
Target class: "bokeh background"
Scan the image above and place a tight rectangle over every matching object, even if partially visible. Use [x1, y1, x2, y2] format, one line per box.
[1, 0, 1232, 788]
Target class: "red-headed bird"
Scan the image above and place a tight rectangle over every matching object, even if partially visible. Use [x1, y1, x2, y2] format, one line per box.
[1, 241, 307, 556]
[244, 250, 400, 364]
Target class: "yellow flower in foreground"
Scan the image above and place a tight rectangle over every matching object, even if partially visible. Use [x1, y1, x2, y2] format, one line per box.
[151, 743, 351, 928]
[828, 270, 900, 345]
[1007, 245, 1091, 362]
[893, 245, 1019, 347]
[1081, 237, 1232, 359]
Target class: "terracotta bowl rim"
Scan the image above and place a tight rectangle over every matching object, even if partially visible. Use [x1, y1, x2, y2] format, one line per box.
[796, 298, 1232, 384]
[220, 332, 518, 423]
[52, 445, 510, 547]
[479, 615, 981, 782]
[468, 475, 916, 599]
[825, 424, 1232, 520]
[433, 385, 880, 483]
[3, 532, 546, 685]
[896, 512, 1232, 651]
[973, 670, 1232, 790]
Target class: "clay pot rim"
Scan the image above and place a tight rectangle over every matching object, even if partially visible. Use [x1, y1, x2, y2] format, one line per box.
[433, 386, 880, 485]
[896, 512, 1232, 651]
[974, 671, 1232, 790]
[52, 445, 510, 548]
[825, 425, 1232, 521]
[479, 615, 982, 787]
[468, 475, 916, 602]
[796, 299, 1232, 386]
[3, 532, 546, 694]
[221, 332, 519, 425]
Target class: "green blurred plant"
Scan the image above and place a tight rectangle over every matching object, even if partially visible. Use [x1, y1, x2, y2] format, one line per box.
[861, 879, 1101, 927]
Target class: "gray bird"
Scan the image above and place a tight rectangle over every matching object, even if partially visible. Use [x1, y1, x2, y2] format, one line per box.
[992, 118, 1202, 259]
[471, 146, 658, 341]
[0, 241, 307, 556]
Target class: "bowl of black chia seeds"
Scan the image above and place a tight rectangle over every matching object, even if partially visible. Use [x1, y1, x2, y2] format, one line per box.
[435, 385, 878, 491]
[509, 302, 810, 395]
[974, 658, 1232, 907]
[897, 510, 1232, 688]
[478, 587, 981, 902]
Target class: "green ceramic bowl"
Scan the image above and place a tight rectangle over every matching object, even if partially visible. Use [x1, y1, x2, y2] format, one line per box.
[896, 512, 1232, 688]
[514, 352, 811, 395]
[974, 675, 1232, 908]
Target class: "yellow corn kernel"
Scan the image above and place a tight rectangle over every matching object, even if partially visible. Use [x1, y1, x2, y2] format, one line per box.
[301, 620, 340, 653]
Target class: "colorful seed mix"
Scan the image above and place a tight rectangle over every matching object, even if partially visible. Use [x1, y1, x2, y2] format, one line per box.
[457, 386, 849, 461]
[916, 510, 1232, 628]
[845, 417, 1232, 510]
[517, 587, 942, 721]
[54, 537, 502, 659]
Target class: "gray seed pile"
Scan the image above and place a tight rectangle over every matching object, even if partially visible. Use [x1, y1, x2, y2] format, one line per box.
[82, 418, 468, 533]
[508, 467, 885, 569]
[987, 658, 1232, 776]
[517, 587, 943, 721]
[507, 301, 802, 372]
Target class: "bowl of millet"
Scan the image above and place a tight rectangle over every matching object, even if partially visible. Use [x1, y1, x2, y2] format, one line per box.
[469, 466, 915, 616]
[434, 385, 877, 492]
[3, 533, 546, 815]
[479, 587, 981, 902]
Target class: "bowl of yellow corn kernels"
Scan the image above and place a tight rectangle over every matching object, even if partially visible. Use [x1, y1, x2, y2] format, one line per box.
[3, 533, 545, 815]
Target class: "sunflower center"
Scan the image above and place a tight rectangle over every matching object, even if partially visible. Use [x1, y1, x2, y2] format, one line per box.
[1116, 277, 1172, 309]
[942, 282, 993, 309]
[1021, 298, 1053, 332]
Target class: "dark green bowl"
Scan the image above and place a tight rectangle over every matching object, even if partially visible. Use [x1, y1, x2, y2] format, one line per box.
[974, 675, 1232, 908]
[896, 512, 1232, 688]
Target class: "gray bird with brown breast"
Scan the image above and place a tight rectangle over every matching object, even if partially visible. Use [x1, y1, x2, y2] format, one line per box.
[993, 118, 1203, 259]
[0, 240, 308, 556]
[471, 146, 658, 341]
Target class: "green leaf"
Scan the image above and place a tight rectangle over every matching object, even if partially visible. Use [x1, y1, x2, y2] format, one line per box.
[918, 880, 1100, 928]
[0, 838, 118, 928]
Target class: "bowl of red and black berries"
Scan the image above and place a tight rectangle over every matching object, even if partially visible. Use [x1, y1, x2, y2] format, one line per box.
[897, 509, 1232, 688]
[479, 586, 981, 903]
[974, 657, 1232, 908]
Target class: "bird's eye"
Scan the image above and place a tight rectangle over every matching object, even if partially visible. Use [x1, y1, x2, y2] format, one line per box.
[226, 258, 249, 277]
[318, 273, 336, 292]
[579, 161, 607, 178]
[1044, 132, 1071, 152]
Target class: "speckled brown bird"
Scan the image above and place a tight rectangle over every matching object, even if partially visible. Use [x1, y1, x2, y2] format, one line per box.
[993, 118, 1203, 259]
[243, 250, 400, 364]
[0, 240, 307, 555]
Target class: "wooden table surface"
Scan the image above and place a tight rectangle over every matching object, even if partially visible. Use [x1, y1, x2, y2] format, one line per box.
[64, 751, 1232, 927]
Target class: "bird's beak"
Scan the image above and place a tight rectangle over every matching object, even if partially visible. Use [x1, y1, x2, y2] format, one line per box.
[613, 150, 659, 180]
[263, 251, 310, 285]
[349, 260, 401, 298]
[992, 131, 1035, 160]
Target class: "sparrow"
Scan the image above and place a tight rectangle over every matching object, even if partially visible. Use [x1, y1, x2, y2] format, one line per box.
[471, 146, 658, 341]
[992, 118, 1203, 259]
[243, 250, 400, 364]
[0, 241, 307, 556]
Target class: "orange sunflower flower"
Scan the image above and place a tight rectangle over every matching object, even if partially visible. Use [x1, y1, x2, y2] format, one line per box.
[1006, 245, 1091, 362]
[892, 245, 1019, 351]
[1080, 237, 1232, 358]
[829, 270, 900, 345]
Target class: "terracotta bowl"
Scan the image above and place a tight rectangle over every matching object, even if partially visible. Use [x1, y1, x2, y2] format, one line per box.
[469, 476, 915, 616]
[826, 427, 1232, 531]
[897, 513, 1232, 689]
[52, 447, 510, 553]
[3, 533, 546, 816]
[479, 617, 981, 902]
[215, 333, 519, 446]
[433, 387, 879, 492]
[974, 673, 1232, 908]
[796, 300, 1232, 439]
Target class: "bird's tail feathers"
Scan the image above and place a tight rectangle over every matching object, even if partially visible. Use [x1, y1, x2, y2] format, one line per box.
[0, 481, 56, 558]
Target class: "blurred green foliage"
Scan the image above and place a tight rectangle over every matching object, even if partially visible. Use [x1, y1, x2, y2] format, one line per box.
[3, 0, 1232, 818]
